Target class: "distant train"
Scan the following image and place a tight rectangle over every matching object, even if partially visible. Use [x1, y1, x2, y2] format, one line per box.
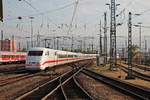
[0, 51, 26, 64]
[26, 47, 96, 70]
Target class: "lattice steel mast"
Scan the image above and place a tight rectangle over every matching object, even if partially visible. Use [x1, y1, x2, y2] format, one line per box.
[110, 0, 117, 70]
[104, 12, 107, 64]
[126, 12, 135, 79]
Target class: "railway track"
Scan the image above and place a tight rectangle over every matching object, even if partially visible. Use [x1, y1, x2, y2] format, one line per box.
[0, 60, 93, 100]
[0, 72, 44, 87]
[118, 64, 150, 81]
[82, 68, 150, 100]
[133, 64, 150, 71]
[15, 62, 93, 100]
[2, 60, 149, 99]
[0, 63, 25, 68]
[0, 64, 26, 75]
[0, 60, 25, 65]
[0, 68, 28, 75]
[122, 62, 150, 71]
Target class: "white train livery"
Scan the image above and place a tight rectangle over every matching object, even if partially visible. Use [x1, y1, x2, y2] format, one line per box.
[25, 47, 96, 70]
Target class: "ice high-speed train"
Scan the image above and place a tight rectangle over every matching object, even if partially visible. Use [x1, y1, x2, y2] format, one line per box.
[25, 47, 96, 70]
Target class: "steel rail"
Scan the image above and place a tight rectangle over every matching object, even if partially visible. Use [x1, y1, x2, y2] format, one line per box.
[0, 67, 27, 74]
[41, 61, 93, 100]
[42, 68, 93, 100]
[15, 60, 93, 100]
[73, 76, 94, 99]
[0, 71, 46, 87]
[15, 70, 70, 100]
[60, 68, 92, 100]
[82, 68, 150, 100]
[16, 69, 83, 100]
[118, 64, 150, 81]
[0, 73, 29, 86]
[133, 64, 150, 71]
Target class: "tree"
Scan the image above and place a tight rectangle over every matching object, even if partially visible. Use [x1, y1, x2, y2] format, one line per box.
[131, 45, 139, 57]
[131, 45, 144, 63]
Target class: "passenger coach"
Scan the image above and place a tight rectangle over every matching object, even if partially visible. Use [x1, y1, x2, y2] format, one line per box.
[26, 47, 82, 70]
[0, 51, 26, 64]
[25, 47, 96, 70]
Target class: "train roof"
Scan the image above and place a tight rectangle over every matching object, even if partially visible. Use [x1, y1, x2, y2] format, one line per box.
[28, 47, 81, 55]
[28, 47, 98, 56]
[28, 47, 55, 52]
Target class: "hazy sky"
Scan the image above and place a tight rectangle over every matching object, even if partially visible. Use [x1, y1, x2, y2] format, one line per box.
[1, 0, 150, 49]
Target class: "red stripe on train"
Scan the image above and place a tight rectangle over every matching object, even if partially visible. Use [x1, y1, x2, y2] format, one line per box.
[41, 58, 81, 65]
[0, 58, 26, 61]
[26, 58, 81, 66]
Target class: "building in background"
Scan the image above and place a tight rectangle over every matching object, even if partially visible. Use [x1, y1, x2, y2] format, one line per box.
[0, 38, 17, 52]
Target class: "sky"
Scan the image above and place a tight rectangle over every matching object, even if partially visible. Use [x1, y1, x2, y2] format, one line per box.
[1, 0, 150, 50]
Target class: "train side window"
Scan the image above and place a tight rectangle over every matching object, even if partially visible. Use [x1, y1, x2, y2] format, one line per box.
[2, 55, 4, 58]
[58, 54, 68, 58]
[21, 56, 25, 58]
[28, 51, 43, 56]
[68, 55, 74, 58]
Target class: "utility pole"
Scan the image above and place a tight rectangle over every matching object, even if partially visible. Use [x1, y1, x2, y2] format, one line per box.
[1, 30, 3, 51]
[104, 12, 108, 64]
[53, 36, 56, 49]
[78, 40, 82, 52]
[144, 39, 147, 65]
[122, 47, 125, 60]
[110, 0, 117, 70]
[44, 39, 51, 48]
[83, 38, 86, 53]
[44, 39, 47, 48]
[99, 20, 102, 56]
[71, 35, 74, 52]
[91, 42, 94, 53]
[126, 12, 135, 79]
[11, 35, 15, 52]
[97, 20, 102, 66]
[134, 23, 142, 51]
[27, 41, 29, 50]
[37, 31, 40, 47]
[125, 40, 128, 63]
[29, 17, 34, 48]
[18, 42, 21, 51]
[139, 23, 142, 51]
[56, 37, 59, 50]
[144, 39, 147, 52]
[0, 0, 3, 22]
[134, 22, 142, 64]
[62, 36, 66, 50]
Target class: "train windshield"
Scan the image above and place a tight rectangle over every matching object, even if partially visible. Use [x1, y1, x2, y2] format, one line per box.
[28, 51, 43, 56]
